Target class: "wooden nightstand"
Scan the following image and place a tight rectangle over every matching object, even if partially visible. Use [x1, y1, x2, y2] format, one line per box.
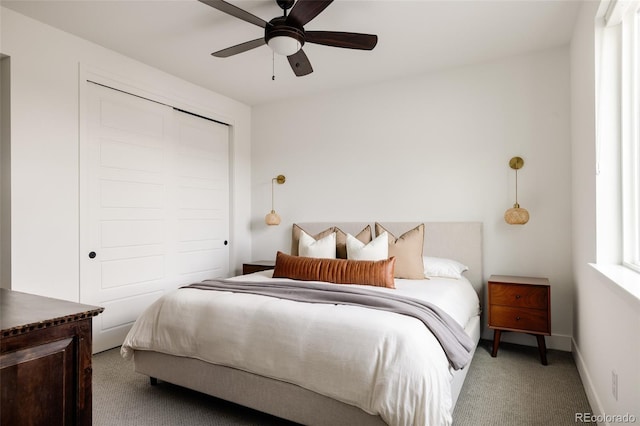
[242, 260, 276, 275]
[488, 275, 551, 365]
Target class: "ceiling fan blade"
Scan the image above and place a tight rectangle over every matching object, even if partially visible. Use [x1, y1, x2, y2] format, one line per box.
[306, 31, 378, 50]
[212, 38, 265, 58]
[199, 0, 268, 29]
[287, 49, 313, 76]
[286, 0, 333, 27]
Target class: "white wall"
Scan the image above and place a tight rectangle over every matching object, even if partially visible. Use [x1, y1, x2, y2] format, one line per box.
[570, 1, 640, 420]
[252, 47, 573, 349]
[0, 7, 253, 301]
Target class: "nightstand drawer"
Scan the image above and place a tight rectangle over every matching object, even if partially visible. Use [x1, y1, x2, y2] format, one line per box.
[242, 261, 275, 275]
[489, 305, 550, 334]
[489, 283, 548, 309]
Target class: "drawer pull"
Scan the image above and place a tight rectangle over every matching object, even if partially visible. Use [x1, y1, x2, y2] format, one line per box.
[516, 316, 521, 321]
[515, 295, 521, 299]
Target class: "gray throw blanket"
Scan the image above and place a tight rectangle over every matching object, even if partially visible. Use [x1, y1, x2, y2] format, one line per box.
[183, 279, 474, 370]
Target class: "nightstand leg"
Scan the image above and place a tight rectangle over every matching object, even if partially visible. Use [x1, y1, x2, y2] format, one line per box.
[491, 330, 501, 357]
[536, 335, 548, 365]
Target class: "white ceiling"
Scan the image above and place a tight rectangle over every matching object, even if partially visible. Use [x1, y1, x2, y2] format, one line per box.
[2, 0, 581, 106]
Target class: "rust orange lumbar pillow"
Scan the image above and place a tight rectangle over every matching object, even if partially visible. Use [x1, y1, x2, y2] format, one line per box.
[273, 251, 396, 289]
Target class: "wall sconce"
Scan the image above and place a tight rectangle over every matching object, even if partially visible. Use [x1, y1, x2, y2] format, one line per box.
[504, 156, 530, 225]
[265, 174, 286, 226]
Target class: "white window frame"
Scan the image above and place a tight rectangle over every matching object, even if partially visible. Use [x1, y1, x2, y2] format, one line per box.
[621, 2, 640, 272]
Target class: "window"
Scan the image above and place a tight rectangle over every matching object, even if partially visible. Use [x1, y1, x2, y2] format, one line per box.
[621, 3, 640, 271]
[597, 0, 640, 272]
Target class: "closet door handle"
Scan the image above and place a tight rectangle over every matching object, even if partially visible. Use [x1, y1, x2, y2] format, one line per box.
[88, 251, 97, 259]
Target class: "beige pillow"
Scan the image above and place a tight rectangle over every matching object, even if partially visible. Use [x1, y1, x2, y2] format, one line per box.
[375, 223, 425, 279]
[335, 225, 372, 259]
[291, 224, 335, 256]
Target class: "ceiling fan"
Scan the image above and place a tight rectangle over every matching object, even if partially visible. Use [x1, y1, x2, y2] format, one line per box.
[199, 0, 378, 77]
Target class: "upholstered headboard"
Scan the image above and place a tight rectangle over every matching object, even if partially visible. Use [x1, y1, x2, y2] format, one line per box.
[293, 222, 483, 296]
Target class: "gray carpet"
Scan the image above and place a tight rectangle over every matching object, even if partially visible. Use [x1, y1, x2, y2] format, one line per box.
[93, 340, 592, 425]
[452, 340, 592, 425]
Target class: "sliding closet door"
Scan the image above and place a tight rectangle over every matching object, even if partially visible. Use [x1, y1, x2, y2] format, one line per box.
[81, 83, 230, 352]
[173, 110, 230, 284]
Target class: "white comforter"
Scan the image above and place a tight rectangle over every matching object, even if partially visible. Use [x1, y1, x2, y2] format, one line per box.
[121, 272, 480, 426]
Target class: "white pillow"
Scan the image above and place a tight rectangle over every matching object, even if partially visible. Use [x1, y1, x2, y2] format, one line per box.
[347, 231, 388, 261]
[423, 256, 468, 279]
[299, 230, 337, 259]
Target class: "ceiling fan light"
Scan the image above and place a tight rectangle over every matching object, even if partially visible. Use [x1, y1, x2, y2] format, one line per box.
[268, 36, 301, 56]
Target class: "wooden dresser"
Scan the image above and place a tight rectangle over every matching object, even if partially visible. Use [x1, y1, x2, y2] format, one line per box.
[0, 289, 104, 425]
[488, 275, 551, 365]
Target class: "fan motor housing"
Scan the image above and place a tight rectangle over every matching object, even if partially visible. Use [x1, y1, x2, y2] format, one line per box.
[265, 16, 305, 48]
[276, 0, 295, 11]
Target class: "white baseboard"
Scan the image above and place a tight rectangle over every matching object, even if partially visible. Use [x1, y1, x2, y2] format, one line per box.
[572, 338, 607, 426]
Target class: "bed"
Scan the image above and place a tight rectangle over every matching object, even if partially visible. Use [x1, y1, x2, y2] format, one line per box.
[121, 222, 483, 426]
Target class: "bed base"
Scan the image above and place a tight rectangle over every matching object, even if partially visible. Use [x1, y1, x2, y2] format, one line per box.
[136, 351, 386, 426]
[133, 316, 480, 426]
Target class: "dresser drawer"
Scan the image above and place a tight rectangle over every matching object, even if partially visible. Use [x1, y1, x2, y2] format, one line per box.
[489, 305, 550, 334]
[489, 282, 548, 309]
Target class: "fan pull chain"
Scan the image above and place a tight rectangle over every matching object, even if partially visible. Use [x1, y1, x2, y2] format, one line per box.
[272, 51, 275, 81]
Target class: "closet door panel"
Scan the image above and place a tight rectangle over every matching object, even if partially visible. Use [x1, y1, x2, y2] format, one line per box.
[173, 110, 230, 285]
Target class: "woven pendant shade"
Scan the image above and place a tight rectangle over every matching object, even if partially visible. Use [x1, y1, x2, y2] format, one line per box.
[504, 205, 529, 225]
[265, 210, 281, 226]
[504, 157, 529, 225]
